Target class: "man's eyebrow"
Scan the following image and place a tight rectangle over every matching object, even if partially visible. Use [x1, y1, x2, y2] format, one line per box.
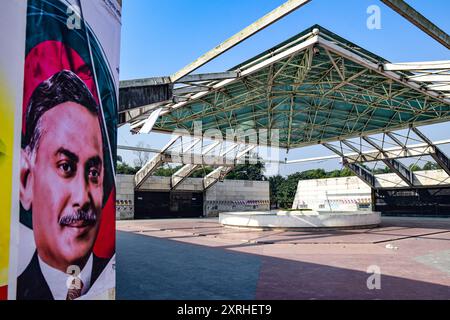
[86, 156, 103, 168]
[55, 148, 79, 163]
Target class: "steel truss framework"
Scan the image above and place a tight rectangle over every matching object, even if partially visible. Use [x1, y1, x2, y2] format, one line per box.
[128, 26, 450, 153]
[384, 61, 450, 99]
[120, 1, 450, 192]
[323, 127, 450, 189]
[134, 135, 260, 191]
[130, 125, 450, 192]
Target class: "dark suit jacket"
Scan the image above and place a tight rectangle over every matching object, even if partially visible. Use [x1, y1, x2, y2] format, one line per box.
[17, 251, 110, 300]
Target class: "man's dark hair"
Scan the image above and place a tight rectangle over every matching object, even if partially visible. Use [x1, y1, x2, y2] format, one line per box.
[24, 70, 99, 151]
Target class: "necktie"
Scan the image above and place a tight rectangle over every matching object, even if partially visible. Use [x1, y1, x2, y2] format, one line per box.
[66, 277, 84, 300]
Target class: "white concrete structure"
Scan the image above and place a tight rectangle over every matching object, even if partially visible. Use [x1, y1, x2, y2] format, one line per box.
[292, 176, 372, 212]
[292, 169, 450, 212]
[116, 174, 270, 219]
[220, 211, 381, 229]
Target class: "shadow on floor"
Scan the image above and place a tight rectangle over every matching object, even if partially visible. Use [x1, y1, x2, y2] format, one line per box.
[117, 231, 450, 300]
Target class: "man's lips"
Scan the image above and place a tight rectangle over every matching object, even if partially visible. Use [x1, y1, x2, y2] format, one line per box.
[60, 220, 95, 228]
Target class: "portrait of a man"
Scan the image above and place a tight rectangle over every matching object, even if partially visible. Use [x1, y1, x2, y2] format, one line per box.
[17, 70, 110, 300]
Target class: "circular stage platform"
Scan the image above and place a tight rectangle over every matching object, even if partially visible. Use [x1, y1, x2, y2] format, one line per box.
[219, 210, 381, 230]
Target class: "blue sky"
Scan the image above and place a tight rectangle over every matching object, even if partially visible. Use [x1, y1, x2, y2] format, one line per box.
[118, 0, 450, 176]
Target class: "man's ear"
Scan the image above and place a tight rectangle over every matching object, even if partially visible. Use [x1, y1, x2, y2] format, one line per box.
[20, 149, 33, 210]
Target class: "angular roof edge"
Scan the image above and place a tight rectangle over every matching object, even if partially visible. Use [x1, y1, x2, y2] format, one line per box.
[232, 24, 390, 71]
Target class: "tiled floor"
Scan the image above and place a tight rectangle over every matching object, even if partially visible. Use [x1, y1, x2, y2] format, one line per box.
[117, 217, 450, 300]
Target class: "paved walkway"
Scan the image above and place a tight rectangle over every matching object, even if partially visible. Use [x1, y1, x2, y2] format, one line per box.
[117, 217, 450, 300]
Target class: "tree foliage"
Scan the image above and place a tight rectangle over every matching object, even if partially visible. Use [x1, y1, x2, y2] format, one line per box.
[226, 161, 265, 181]
[116, 162, 140, 175]
[423, 161, 439, 170]
[152, 165, 181, 177]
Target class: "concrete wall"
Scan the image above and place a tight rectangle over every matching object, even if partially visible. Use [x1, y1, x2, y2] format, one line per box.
[138, 176, 204, 192]
[293, 176, 372, 212]
[292, 169, 450, 212]
[205, 180, 270, 217]
[116, 175, 135, 220]
[116, 175, 270, 219]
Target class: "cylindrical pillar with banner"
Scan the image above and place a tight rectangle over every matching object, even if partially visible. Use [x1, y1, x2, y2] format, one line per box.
[1, 0, 121, 300]
[0, 0, 27, 302]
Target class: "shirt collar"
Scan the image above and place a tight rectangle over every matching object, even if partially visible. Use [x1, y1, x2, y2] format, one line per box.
[38, 253, 93, 300]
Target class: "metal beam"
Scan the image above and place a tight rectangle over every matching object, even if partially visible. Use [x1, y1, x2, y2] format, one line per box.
[381, 0, 450, 49]
[120, 100, 172, 127]
[117, 145, 160, 154]
[318, 37, 450, 105]
[177, 71, 239, 83]
[427, 84, 450, 91]
[344, 145, 434, 164]
[134, 135, 181, 189]
[162, 34, 318, 116]
[170, 0, 312, 82]
[119, 83, 172, 114]
[384, 61, 450, 71]
[120, 77, 171, 88]
[118, 144, 284, 164]
[182, 138, 202, 154]
[411, 126, 436, 147]
[173, 85, 211, 95]
[341, 140, 364, 157]
[344, 161, 376, 188]
[323, 142, 376, 189]
[362, 136, 415, 187]
[411, 127, 450, 176]
[171, 164, 198, 190]
[432, 148, 450, 176]
[286, 138, 450, 164]
[322, 143, 344, 157]
[170, 140, 222, 190]
[203, 166, 233, 191]
[408, 74, 450, 83]
[203, 145, 256, 190]
[385, 132, 406, 148]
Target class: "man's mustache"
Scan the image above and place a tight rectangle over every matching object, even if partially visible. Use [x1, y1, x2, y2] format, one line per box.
[59, 208, 97, 227]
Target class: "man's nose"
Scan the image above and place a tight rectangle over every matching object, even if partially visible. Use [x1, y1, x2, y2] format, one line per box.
[71, 171, 91, 208]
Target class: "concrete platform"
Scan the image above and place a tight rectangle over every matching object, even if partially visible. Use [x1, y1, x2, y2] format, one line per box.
[219, 211, 381, 230]
[117, 216, 450, 300]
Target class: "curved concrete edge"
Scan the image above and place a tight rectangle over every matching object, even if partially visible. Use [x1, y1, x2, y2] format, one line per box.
[219, 211, 381, 230]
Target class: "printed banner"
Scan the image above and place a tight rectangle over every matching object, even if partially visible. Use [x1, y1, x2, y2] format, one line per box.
[0, 1, 27, 301]
[3, 0, 121, 300]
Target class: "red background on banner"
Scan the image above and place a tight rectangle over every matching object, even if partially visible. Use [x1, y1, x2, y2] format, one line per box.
[0, 286, 7, 300]
[22, 40, 115, 259]
[93, 189, 115, 258]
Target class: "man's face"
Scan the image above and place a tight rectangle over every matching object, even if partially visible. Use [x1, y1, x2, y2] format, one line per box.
[25, 102, 104, 271]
